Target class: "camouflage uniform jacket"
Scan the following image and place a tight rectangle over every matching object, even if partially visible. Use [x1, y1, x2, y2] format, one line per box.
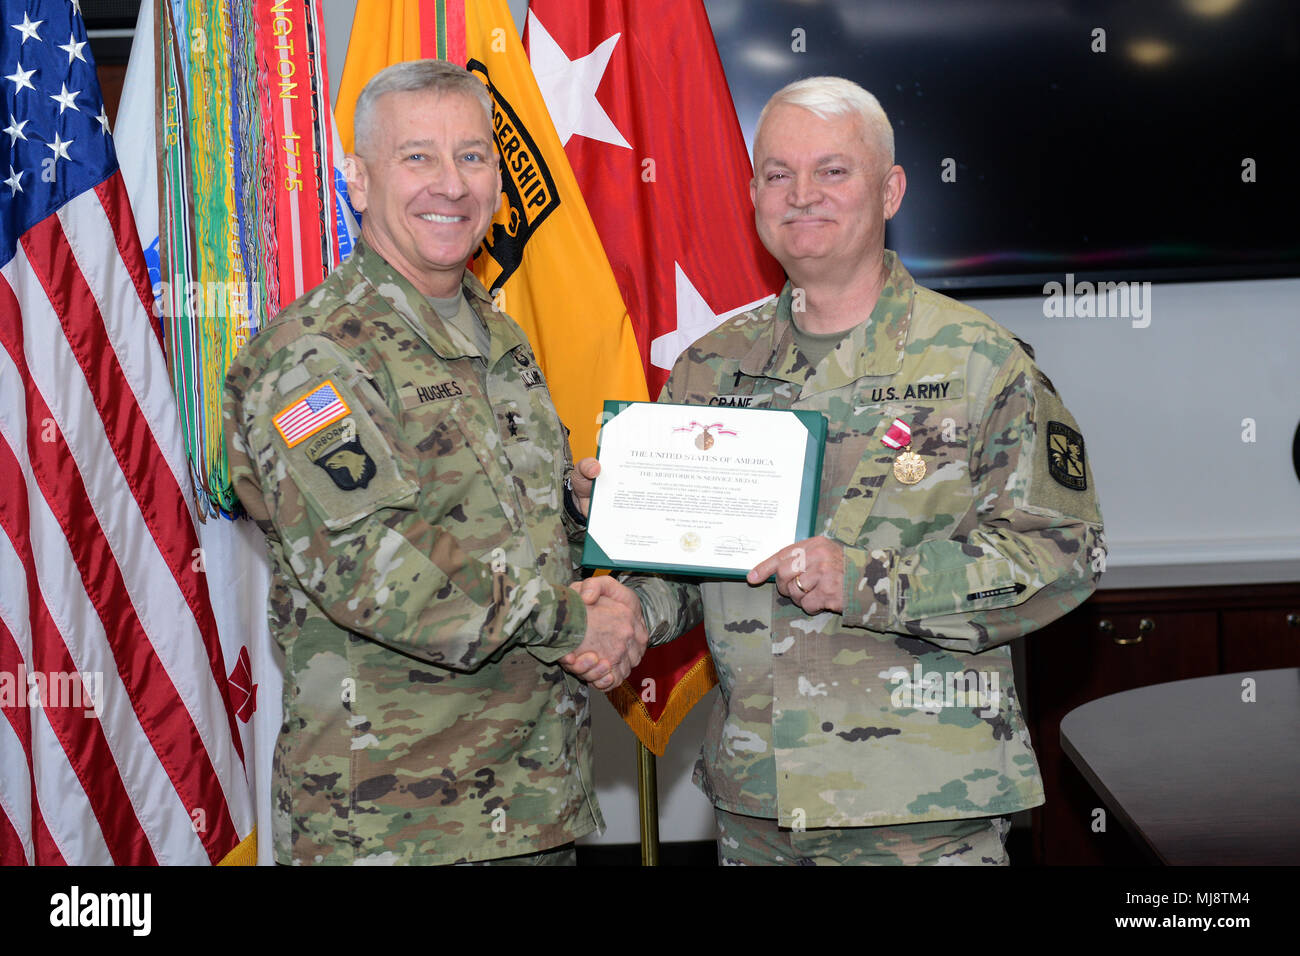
[628, 251, 1104, 828]
[223, 241, 602, 864]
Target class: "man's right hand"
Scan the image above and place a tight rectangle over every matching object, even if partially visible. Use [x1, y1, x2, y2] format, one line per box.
[560, 577, 648, 691]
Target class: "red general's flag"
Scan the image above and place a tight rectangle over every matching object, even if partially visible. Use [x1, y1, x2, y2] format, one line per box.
[526, 0, 785, 753]
[335, 0, 648, 463]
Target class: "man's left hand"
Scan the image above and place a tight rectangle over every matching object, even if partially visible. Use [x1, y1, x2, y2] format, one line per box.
[749, 536, 845, 615]
[569, 458, 601, 518]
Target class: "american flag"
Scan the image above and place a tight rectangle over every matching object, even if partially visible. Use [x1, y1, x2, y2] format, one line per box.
[273, 381, 350, 447]
[0, 0, 253, 864]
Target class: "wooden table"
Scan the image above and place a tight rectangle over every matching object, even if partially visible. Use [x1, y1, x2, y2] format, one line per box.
[1059, 668, 1300, 865]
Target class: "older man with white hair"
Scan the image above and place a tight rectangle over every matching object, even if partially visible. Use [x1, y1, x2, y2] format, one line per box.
[610, 76, 1105, 865]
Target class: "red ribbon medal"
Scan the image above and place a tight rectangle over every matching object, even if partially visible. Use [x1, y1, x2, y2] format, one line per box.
[882, 418, 926, 484]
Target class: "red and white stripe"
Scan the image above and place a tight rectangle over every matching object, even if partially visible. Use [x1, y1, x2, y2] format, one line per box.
[882, 418, 913, 450]
[0, 173, 254, 865]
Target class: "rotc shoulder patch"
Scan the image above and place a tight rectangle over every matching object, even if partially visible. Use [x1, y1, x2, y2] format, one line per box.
[1047, 421, 1087, 490]
[308, 436, 377, 491]
[273, 381, 351, 447]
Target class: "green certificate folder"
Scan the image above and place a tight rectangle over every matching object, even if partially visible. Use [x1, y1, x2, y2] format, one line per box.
[582, 401, 827, 578]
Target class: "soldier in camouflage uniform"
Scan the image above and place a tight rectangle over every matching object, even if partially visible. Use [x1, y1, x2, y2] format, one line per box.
[603, 77, 1105, 865]
[223, 61, 647, 865]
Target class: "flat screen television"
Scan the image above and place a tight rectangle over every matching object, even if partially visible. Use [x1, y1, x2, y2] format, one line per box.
[704, 0, 1300, 293]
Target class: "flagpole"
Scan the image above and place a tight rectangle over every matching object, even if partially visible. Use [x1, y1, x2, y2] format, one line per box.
[636, 742, 661, 865]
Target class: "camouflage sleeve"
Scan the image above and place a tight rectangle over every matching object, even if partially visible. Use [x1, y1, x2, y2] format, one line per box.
[223, 334, 588, 672]
[556, 432, 589, 565]
[624, 573, 704, 647]
[841, 348, 1105, 652]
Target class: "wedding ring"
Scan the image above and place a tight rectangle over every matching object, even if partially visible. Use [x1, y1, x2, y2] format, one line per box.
[794, 574, 807, 592]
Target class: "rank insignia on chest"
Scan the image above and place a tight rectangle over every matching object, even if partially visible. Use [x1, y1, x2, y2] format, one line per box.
[308, 436, 377, 490]
[882, 417, 926, 485]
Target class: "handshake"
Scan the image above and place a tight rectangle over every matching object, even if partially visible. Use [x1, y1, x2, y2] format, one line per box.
[560, 576, 648, 692]
[557, 456, 648, 691]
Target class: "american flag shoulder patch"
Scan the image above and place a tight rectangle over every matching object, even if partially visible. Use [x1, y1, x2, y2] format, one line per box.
[273, 380, 352, 447]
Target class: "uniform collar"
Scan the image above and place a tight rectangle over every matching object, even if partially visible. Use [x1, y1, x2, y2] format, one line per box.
[739, 249, 916, 389]
[349, 241, 510, 361]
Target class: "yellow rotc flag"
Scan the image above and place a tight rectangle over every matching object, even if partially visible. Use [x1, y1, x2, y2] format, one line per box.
[336, 0, 649, 459]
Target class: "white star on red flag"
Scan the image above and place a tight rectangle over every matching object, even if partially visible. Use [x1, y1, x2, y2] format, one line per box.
[651, 262, 771, 372]
[528, 11, 630, 149]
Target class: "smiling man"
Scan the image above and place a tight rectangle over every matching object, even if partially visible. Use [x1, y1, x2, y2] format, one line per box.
[618, 76, 1106, 865]
[222, 60, 647, 866]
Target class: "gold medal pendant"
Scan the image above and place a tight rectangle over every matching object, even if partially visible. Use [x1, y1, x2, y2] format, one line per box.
[893, 450, 926, 484]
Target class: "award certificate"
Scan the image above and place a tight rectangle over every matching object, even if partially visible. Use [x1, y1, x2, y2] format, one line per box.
[582, 401, 826, 577]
